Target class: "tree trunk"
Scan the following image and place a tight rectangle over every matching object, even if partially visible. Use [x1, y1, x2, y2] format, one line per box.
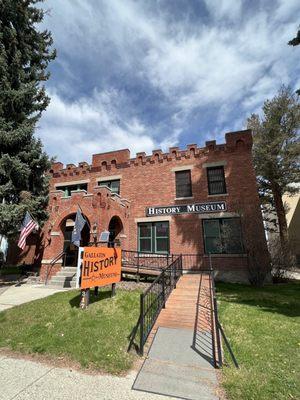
[272, 182, 288, 248]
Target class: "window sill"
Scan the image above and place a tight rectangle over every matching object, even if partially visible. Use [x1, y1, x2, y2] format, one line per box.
[175, 196, 194, 200]
[135, 253, 168, 258]
[207, 193, 228, 197]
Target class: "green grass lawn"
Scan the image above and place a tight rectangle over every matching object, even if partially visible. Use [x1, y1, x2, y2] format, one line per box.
[0, 289, 140, 374]
[217, 282, 300, 400]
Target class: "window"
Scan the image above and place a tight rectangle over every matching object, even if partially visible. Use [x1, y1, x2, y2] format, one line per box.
[138, 222, 169, 254]
[98, 179, 120, 195]
[175, 170, 192, 198]
[56, 183, 87, 197]
[207, 166, 226, 195]
[203, 218, 244, 254]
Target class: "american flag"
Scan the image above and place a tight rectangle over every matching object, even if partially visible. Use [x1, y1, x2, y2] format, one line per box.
[17, 212, 39, 250]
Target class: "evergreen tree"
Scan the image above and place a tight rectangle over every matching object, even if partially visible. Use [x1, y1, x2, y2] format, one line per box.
[288, 27, 300, 46]
[247, 86, 300, 249]
[0, 0, 56, 238]
[288, 27, 300, 95]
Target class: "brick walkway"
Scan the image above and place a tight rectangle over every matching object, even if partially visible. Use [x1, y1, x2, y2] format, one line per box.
[133, 273, 219, 400]
[147, 274, 214, 350]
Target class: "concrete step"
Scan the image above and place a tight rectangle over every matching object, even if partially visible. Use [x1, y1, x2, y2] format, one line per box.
[50, 276, 76, 283]
[60, 267, 77, 273]
[27, 276, 40, 284]
[55, 271, 77, 278]
[44, 266, 79, 289]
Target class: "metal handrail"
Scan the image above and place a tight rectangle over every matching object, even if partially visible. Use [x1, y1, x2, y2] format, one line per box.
[122, 249, 169, 257]
[126, 251, 238, 368]
[208, 270, 218, 368]
[209, 266, 239, 368]
[128, 255, 183, 355]
[142, 256, 182, 297]
[122, 250, 247, 273]
[45, 250, 66, 285]
[122, 250, 169, 273]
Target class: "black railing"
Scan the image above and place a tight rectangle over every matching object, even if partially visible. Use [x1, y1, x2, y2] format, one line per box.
[178, 253, 207, 271]
[122, 251, 247, 274]
[209, 270, 218, 368]
[128, 255, 183, 355]
[127, 253, 238, 368]
[175, 253, 247, 272]
[210, 267, 239, 368]
[122, 250, 171, 275]
[45, 251, 66, 285]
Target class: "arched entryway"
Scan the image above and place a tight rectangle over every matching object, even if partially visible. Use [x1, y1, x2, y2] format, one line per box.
[61, 213, 90, 266]
[108, 216, 123, 247]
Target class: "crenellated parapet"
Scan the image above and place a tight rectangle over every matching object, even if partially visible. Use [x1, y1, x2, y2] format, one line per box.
[92, 149, 130, 169]
[49, 129, 253, 177]
[49, 159, 91, 179]
[49, 185, 130, 210]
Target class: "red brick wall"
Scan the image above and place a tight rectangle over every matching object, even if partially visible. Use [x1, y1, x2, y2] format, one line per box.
[39, 264, 61, 282]
[14, 129, 270, 283]
[41, 187, 130, 262]
[6, 232, 43, 267]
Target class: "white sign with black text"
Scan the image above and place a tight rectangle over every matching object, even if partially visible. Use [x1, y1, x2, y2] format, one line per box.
[146, 201, 227, 217]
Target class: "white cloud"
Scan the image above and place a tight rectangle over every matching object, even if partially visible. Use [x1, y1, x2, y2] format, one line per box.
[40, 0, 300, 161]
[275, 0, 300, 22]
[141, 8, 299, 114]
[39, 85, 184, 164]
[203, 0, 242, 21]
[38, 90, 157, 164]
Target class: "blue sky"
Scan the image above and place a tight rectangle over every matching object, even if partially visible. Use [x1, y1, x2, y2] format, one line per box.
[38, 0, 300, 164]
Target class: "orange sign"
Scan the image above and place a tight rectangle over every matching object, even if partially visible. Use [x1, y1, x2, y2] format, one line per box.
[80, 247, 121, 289]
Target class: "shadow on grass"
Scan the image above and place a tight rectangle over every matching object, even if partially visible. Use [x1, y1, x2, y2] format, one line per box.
[69, 289, 112, 308]
[192, 273, 215, 366]
[216, 282, 300, 318]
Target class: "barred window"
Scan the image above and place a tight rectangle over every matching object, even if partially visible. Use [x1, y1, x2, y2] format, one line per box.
[175, 170, 192, 198]
[207, 166, 226, 195]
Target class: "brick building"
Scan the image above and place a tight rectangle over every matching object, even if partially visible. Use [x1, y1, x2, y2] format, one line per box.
[14, 129, 270, 283]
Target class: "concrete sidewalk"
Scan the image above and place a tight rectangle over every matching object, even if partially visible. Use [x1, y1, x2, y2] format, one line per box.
[133, 327, 218, 400]
[0, 283, 68, 312]
[133, 274, 219, 399]
[0, 355, 166, 400]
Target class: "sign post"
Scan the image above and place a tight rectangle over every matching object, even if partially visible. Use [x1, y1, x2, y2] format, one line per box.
[111, 282, 116, 297]
[80, 287, 90, 309]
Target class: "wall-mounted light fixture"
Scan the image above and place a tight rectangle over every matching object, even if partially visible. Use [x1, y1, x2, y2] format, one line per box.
[92, 222, 98, 243]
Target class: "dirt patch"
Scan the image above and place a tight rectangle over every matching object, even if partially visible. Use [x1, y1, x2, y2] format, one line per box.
[117, 280, 151, 291]
[0, 348, 141, 376]
[216, 369, 228, 400]
[99, 280, 151, 292]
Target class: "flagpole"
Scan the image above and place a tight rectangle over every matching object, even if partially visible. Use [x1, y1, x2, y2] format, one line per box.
[28, 211, 39, 230]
